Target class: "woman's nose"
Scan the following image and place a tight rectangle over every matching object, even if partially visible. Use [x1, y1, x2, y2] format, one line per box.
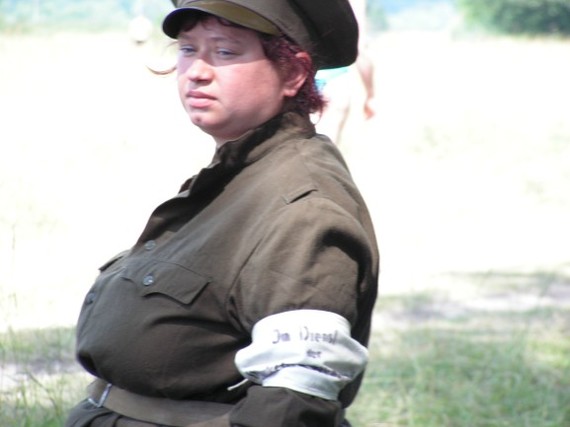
[186, 58, 213, 82]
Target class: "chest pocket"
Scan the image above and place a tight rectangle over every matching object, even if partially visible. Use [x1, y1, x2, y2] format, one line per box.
[120, 259, 211, 305]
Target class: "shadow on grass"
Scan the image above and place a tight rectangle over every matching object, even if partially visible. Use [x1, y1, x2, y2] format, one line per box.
[446, 268, 570, 300]
[379, 267, 570, 323]
[349, 268, 570, 427]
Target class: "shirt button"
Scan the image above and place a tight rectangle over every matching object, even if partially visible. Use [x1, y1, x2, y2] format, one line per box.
[85, 292, 96, 304]
[144, 240, 156, 250]
[142, 274, 155, 286]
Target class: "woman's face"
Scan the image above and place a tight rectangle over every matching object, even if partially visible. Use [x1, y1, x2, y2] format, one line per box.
[176, 17, 300, 146]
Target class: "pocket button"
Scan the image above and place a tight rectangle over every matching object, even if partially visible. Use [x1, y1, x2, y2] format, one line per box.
[142, 274, 155, 286]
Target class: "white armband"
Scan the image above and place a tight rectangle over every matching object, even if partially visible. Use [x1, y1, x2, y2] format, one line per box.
[234, 310, 368, 400]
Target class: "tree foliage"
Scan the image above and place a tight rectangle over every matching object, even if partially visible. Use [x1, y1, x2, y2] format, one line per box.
[457, 0, 570, 35]
[0, 0, 170, 33]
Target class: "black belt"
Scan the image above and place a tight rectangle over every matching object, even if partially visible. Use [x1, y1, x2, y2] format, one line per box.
[87, 378, 233, 427]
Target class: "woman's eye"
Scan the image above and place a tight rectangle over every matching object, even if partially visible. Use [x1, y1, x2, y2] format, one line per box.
[179, 46, 196, 56]
[217, 49, 236, 57]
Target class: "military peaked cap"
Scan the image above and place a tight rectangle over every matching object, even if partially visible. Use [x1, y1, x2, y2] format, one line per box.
[162, 0, 359, 69]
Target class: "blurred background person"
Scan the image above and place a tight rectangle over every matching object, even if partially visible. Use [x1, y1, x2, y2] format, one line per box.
[315, 0, 376, 145]
[128, 14, 153, 45]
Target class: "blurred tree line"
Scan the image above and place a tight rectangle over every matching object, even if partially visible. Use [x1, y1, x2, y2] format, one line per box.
[1, 0, 569, 36]
[368, 0, 570, 35]
[457, 0, 570, 35]
[0, 0, 170, 32]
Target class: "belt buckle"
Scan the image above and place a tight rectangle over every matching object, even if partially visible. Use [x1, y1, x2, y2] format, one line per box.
[88, 383, 113, 408]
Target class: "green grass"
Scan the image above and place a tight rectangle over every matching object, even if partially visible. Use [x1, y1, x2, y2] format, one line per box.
[0, 328, 88, 427]
[349, 306, 570, 427]
[2, 302, 567, 426]
[347, 267, 570, 426]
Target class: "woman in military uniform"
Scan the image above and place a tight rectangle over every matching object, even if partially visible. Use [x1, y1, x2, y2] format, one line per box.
[65, 1, 379, 426]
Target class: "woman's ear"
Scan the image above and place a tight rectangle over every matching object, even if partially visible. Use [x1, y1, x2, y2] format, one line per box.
[283, 51, 311, 97]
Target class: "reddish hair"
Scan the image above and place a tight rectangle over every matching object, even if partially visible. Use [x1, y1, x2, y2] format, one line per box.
[260, 34, 325, 116]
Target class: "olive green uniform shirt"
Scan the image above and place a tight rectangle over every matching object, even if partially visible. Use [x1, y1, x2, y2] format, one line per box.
[70, 112, 379, 426]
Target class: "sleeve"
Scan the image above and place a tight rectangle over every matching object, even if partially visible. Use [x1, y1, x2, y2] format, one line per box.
[232, 197, 375, 327]
[230, 386, 344, 427]
[228, 197, 376, 427]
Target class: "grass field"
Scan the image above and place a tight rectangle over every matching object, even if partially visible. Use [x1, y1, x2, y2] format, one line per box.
[1, 29, 569, 426]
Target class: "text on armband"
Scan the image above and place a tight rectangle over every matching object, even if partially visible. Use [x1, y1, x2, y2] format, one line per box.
[272, 326, 339, 345]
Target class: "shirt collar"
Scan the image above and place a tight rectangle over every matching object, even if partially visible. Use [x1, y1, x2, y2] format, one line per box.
[213, 112, 315, 169]
[180, 113, 316, 195]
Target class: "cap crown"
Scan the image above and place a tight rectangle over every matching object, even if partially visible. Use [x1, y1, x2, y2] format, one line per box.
[165, 0, 359, 69]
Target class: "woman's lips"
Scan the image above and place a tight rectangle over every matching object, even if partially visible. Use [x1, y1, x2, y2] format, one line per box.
[187, 90, 215, 108]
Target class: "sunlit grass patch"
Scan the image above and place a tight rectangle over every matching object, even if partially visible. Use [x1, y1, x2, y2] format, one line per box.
[349, 302, 570, 427]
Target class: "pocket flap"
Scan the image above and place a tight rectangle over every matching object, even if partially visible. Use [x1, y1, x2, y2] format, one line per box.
[122, 260, 211, 305]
